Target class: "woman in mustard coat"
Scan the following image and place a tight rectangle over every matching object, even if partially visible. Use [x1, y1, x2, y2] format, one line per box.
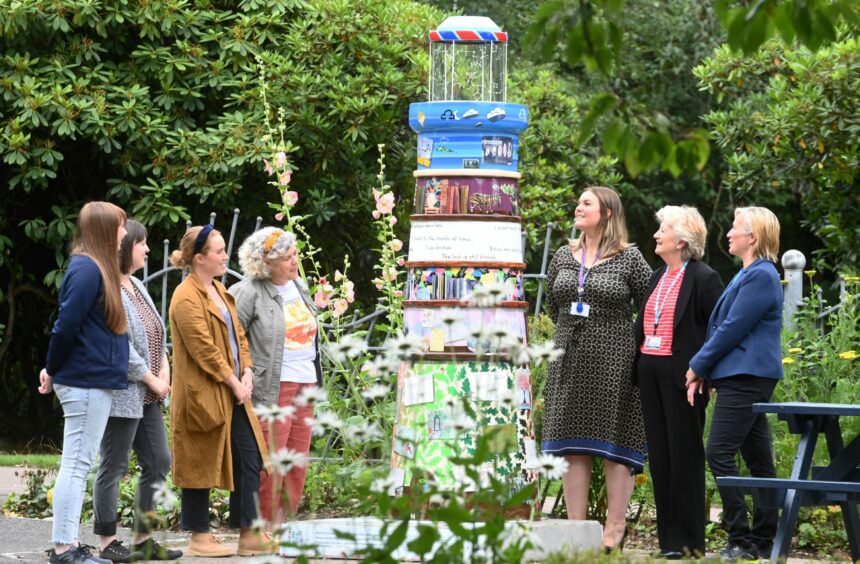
[169, 224, 270, 557]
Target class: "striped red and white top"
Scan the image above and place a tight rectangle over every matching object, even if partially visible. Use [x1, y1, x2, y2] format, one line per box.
[639, 267, 686, 356]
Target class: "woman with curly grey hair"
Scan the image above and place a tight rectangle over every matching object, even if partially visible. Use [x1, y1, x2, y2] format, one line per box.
[229, 227, 322, 527]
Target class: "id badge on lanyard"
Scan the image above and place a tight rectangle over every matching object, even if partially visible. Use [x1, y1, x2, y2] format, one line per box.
[570, 301, 591, 317]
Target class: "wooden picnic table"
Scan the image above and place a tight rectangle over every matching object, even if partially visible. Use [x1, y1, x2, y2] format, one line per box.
[717, 402, 860, 563]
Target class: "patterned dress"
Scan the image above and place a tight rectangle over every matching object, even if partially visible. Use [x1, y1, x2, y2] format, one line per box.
[541, 245, 652, 472]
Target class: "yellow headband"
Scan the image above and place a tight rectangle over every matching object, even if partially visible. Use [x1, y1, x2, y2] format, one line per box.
[264, 229, 283, 254]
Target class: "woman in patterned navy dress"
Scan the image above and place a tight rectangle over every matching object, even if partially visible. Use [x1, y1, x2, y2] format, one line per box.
[541, 186, 651, 551]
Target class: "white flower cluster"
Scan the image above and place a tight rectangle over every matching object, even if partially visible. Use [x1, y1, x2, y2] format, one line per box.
[270, 448, 308, 475]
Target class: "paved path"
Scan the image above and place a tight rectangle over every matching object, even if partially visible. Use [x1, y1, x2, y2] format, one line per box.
[0, 467, 841, 562]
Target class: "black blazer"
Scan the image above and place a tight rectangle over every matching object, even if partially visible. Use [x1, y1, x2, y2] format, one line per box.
[632, 259, 724, 389]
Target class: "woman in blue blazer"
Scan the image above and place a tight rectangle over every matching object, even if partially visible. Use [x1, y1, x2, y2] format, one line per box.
[686, 206, 783, 561]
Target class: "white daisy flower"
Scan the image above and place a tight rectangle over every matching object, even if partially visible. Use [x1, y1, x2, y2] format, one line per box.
[384, 333, 424, 359]
[308, 411, 342, 436]
[530, 340, 564, 363]
[536, 454, 569, 480]
[449, 413, 476, 433]
[254, 404, 295, 424]
[370, 472, 400, 494]
[362, 383, 390, 401]
[344, 421, 383, 442]
[502, 522, 542, 552]
[505, 342, 532, 366]
[151, 481, 178, 510]
[324, 334, 367, 362]
[270, 448, 308, 474]
[438, 308, 463, 326]
[294, 386, 327, 407]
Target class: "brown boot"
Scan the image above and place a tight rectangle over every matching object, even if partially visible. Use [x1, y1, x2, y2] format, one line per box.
[185, 532, 237, 557]
[237, 528, 277, 556]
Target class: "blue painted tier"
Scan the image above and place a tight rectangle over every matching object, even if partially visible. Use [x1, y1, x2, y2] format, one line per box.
[409, 101, 528, 172]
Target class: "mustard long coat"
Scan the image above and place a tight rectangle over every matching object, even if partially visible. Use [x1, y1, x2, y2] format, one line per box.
[168, 272, 268, 490]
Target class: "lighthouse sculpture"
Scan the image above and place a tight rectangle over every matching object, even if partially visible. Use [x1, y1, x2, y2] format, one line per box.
[391, 16, 535, 495]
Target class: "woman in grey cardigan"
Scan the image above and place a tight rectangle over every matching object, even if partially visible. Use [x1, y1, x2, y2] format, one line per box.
[229, 227, 322, 528]
[92, 220, 181, 562]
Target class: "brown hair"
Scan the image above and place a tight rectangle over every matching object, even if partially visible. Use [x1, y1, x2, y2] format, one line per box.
[71, 202, 127, 334]
[570, 186, 630, 257]
[119, 219, 147, 275]
[170, 225, 221, 269]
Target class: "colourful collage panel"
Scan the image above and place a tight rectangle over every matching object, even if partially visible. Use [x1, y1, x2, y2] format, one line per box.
[405, 266, 523, 302]
[413, 176, 519, 216]
[403, 306, 527, 354]
[391, 360, 536, 493]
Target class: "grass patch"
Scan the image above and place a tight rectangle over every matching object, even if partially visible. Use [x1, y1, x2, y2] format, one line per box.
[0, 453, 61, 469]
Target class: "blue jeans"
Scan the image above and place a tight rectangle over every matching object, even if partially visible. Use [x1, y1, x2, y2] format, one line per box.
[52, 384, 113, 545]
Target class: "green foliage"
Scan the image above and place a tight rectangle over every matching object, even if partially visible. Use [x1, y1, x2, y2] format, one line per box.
[0, 0, 448, 440]
[696, 37, 860, 271]
[0, 453, 60, 468]
[713, 0, 860, 54]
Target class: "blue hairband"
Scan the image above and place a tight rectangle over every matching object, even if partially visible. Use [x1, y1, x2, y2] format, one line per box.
[193, 224, 214, 255]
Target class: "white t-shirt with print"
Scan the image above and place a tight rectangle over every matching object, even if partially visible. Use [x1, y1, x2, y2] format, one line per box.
[275, 281, 317, 384]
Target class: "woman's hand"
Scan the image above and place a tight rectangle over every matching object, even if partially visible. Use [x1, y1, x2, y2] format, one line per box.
[38, 369, 53, 394]
[241, 367, 254, 394]
[143, 372, 171, 399]
[685, 367, 704, 406]
[228, 375, 252, 404]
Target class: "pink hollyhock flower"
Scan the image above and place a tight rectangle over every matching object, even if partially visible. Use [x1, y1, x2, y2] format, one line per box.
[382, 267, 397, 282]
[345, 289, 355, 303]
[393, 290, 403, 298]
[314, 289, 331, 308]
[375, 283, 383, 290]
[389, 239, 403, 252]
[275, 212, 285, 221]
[389, 216, 397, 226]
[372, 210, 381, 219]
[264, 160, 274, 176]
[278, 170, 292, 186]
[334, 270, 343, 282]
[397, 258, 405, 266]
[372, 188, 382, 202]
[319, 276, 328, 286]
[332, 298, 349, 318]
[283, 190, 298, 206]
[376, 193, 395, 215]
[274, 151, 288, 169]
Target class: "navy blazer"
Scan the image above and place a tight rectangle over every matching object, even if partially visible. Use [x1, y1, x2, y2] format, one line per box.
[689, 258, 783, 381]
[633, 259, 724, 389]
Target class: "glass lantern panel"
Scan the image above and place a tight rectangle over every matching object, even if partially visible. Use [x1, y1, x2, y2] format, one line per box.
[429, 41, 507, 102]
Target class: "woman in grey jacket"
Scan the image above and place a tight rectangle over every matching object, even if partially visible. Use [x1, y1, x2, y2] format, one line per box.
[92, 220, 181, 562]
[229, 227, 322, 528]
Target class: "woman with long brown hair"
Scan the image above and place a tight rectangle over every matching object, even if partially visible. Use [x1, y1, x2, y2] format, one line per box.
[38, 202, 129, 564]
[168, 225, 270, 557]
[541, 186, 652, 552]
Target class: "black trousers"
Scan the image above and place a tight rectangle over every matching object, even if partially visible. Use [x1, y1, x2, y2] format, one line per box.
[637, 354, 707, 556]
[707, 375, 779, 550]
[180, 405, 262, 531]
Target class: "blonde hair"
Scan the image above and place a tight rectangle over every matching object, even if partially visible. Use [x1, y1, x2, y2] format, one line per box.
[71, 202, 128, 335]
[170, 225, 221, 269]
[237, 227, 298, 280]
[736, 206, 780, 262]
[570, 186, 630, 257]
[655, 205, 707, 261]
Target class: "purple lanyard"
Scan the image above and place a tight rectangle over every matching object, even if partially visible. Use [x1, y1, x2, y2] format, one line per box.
[577, 246, 601, 300]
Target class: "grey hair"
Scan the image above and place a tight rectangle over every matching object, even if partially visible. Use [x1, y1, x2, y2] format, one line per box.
[237, 227, 298, 280]
[655, 205, 707, 261]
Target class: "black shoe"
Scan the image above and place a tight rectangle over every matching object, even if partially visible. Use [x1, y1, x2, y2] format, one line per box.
[48, 545, 112, 564]
[754, 544, 773, 559]
[658, 549, 684, 560]
[99, 539, 144, 563]
[719, 543, 757, 561]
[132, 538, 183, 561]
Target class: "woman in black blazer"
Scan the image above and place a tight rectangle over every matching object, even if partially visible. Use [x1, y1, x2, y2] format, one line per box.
[633, 206, 724, 559]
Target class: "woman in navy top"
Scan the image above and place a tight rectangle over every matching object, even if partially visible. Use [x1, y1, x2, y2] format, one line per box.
[39, 202, 129, 564]
[686, 206, 784, 561]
